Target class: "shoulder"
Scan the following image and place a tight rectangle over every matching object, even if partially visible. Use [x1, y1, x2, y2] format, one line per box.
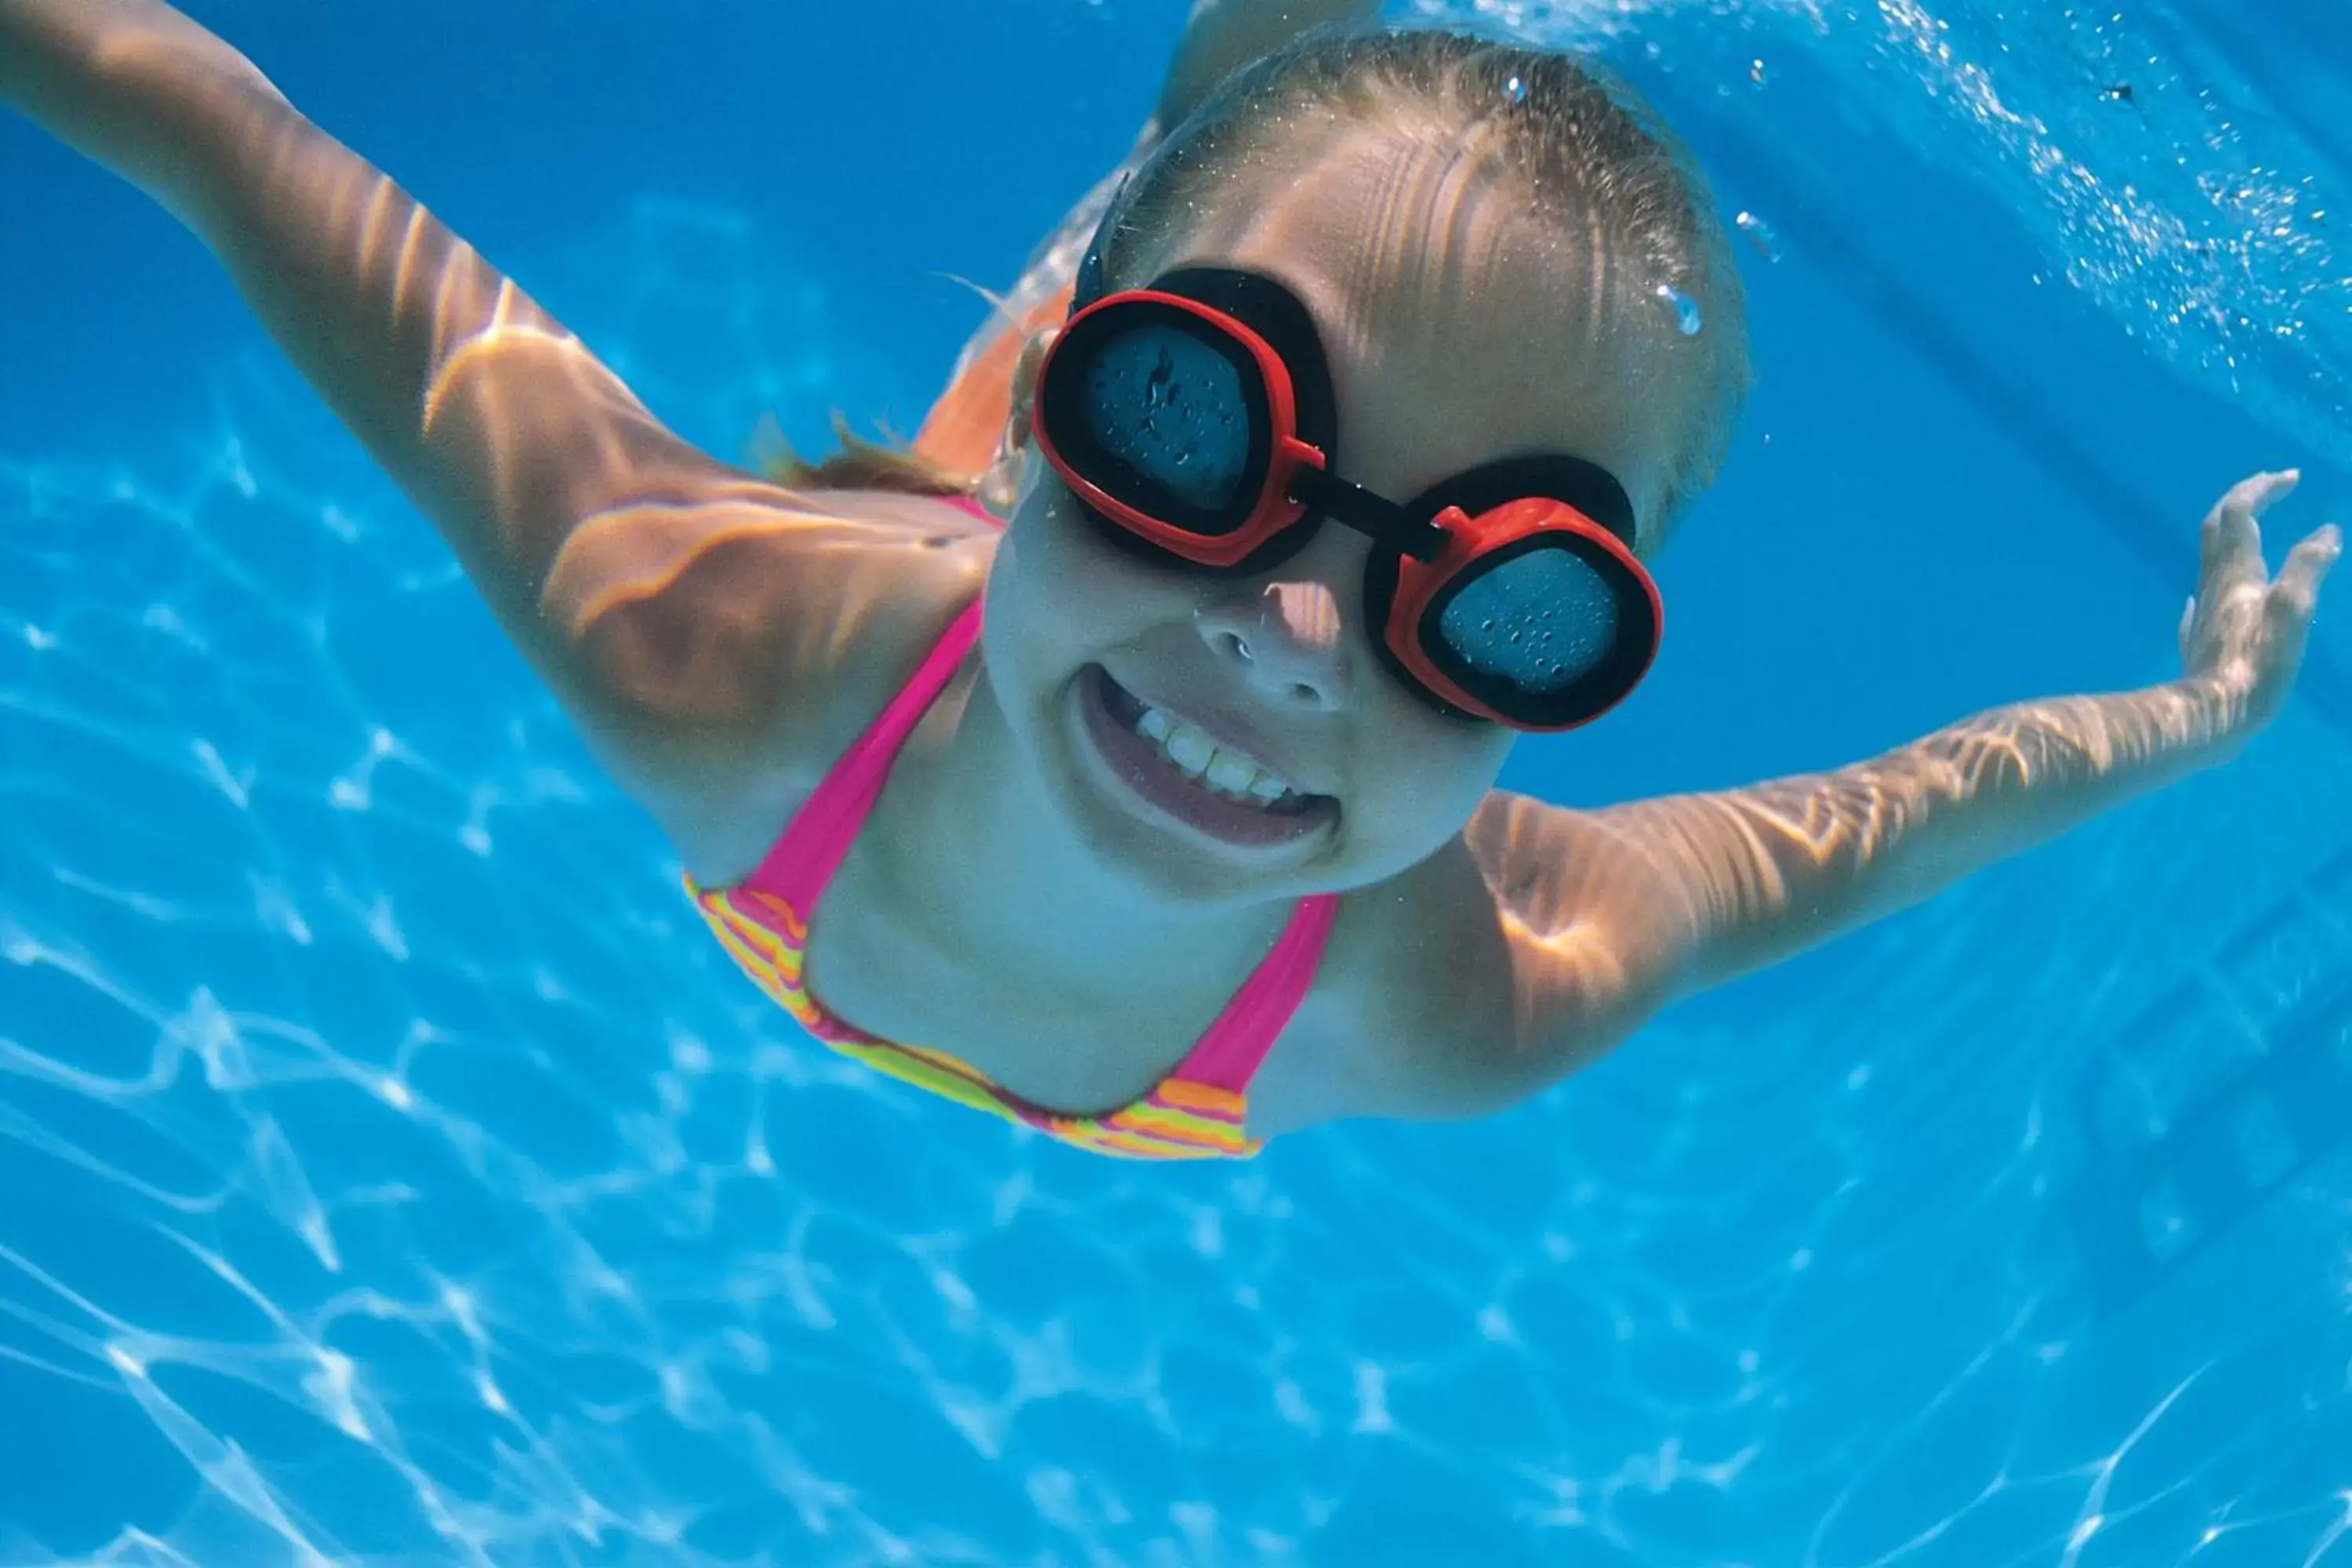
[1251, 795, 1655, 1138]
[546, 485, 1000, 884]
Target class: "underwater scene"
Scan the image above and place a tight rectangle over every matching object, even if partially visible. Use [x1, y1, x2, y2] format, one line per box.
[2, 0, 2350, 1562]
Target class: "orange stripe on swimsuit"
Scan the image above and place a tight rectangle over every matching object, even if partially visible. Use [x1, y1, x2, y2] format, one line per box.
[686, 568, 1335, 1161]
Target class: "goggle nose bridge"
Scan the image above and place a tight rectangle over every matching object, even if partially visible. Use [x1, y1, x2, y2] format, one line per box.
[1285, 459, 1450, 562]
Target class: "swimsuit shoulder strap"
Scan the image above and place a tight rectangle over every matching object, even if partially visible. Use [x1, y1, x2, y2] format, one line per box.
[733, 594, 984, 913]
[1166, 891, 1341, 1094]
[733, 481, 1328, 1106]
[733, 492, 998, 910]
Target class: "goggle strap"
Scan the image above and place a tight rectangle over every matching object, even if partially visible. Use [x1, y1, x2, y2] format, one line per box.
[1289, 464, 1447, 561]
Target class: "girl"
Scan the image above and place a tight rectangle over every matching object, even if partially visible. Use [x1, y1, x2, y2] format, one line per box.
[2, 0, 2336, 1160]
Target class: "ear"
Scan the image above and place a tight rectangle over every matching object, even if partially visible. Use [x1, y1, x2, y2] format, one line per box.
[1007, 325, 1058, 447]
[980, 325, 1059, 514]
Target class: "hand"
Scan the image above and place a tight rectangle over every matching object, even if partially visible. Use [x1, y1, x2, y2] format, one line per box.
[2179, 470, 2340, 735]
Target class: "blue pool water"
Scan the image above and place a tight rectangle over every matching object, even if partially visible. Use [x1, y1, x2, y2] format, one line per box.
[4, 0, 2351, 1562]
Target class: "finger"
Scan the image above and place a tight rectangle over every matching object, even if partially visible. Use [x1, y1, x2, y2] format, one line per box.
[2263, 587, 2315, 683]
[2203, 470, 2299, 586]
[2270, 523, 2342, 622]
[2205, 468, 2300, 529]
[2260, 535, 2336, 688]
[2244, 467, 2301, 519]
[2201, 501, 2259, 592]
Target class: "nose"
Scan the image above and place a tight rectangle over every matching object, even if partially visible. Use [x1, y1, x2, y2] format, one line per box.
[1196, 580, 1352, 711]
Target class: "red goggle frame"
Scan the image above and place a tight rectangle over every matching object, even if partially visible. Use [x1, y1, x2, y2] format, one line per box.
[1030, 279, 1661, 731]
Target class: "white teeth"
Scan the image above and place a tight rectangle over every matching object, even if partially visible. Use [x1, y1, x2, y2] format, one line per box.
[1205, 752, 1258, 794]
[1164, 724, 1217, 778]
[1125, 698, 1298, 808]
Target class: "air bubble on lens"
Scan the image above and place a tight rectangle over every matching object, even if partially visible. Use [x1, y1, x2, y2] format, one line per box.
[1438, 550, 1618, 695]
[1504, 74, 1529, 103]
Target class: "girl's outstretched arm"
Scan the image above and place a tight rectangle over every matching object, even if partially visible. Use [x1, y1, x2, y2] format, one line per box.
[1457, 472, 2340, 1088]
[2, 0, 988, 870]
[1363, 471, 2338, 1124]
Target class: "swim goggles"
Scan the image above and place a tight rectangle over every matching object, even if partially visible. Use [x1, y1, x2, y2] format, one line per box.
[1029, 267, 1662, 731]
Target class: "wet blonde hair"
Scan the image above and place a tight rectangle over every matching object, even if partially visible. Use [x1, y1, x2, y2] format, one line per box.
[786, 25, 1750, 538]
[1090, 26, 1750, 542]
[760, 412, 975, 495]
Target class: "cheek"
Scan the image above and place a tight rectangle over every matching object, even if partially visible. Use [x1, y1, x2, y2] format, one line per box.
[986, 489, 1192, 682]
[1400, 724, 1510, 815]
[1345, 695, 1512, 862]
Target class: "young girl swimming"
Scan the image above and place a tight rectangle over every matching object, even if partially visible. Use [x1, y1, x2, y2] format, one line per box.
[4, 0, 2336, 1160]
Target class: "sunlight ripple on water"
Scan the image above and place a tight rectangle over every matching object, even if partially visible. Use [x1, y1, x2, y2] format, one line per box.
[6, 7, 2352, 1566]
[1421, 0, 2352, 466]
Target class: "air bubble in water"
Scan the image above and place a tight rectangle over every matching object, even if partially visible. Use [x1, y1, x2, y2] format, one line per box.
[1504, 74, 1528, 104]
[1735, 210, 1783, 263]
[1656, 283, 1704, 336]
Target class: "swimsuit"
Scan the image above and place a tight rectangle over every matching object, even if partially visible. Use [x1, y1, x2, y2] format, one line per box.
[685, 506, 1336, 1159]
[688, 259, 1338, 1159]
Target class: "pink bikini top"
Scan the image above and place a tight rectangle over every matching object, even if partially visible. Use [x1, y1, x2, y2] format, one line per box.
[685, 499, 1336, 1159]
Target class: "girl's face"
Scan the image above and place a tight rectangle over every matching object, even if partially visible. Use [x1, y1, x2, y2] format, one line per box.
[984, 124, 1703, 906]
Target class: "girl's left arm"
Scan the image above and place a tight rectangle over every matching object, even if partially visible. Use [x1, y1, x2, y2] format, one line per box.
[1439, 472, 2338, 1098]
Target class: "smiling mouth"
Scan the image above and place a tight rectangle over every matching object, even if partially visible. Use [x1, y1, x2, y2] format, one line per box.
[1076, 666, 1339, 846]
[1096, 670, 1316, 811]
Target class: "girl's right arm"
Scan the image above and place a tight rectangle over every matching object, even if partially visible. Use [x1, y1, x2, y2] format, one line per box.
[1, 0, 993, 872]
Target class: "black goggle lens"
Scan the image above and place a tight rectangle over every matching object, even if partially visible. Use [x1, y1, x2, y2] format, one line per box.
[1436, 544, 1622, 695]
[1040, 299, 1276, 540]
[1406, 531, 1657, 727]
[1076, 322, 1255, 517]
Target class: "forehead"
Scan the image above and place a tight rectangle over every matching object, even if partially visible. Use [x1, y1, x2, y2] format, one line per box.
[1134, 122, 1693, 513]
